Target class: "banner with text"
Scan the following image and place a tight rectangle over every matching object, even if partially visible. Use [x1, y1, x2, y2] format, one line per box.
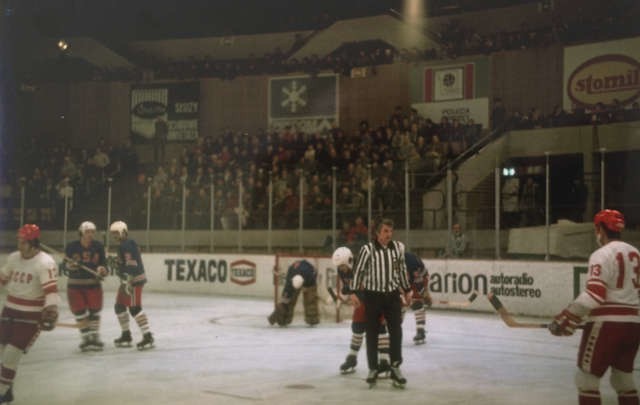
[130, 82, 199, 142]
[563, 37, 640, 109]
[3, 252, 586, 319]
[268, 74, 338, 134]
[412, 98, 489, 128]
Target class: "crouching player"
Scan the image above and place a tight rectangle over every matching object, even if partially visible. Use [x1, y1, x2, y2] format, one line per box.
[268, 259, 319, 327]
[549, 209, 640, 405]
[332, 247, 392, 376]
[0, 224, 60, 403]
[405, 252, 431, 345]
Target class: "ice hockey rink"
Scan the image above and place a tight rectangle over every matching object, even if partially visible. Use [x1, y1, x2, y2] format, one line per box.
[15, 292, 640, 405]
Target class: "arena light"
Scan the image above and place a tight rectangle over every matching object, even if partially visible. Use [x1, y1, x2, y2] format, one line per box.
[402, 0, 424, 30]
[502, 167, 516, 177]
[57, 39, 69, 51]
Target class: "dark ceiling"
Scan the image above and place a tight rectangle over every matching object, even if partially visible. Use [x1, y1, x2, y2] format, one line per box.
[4, 0, 543, 42]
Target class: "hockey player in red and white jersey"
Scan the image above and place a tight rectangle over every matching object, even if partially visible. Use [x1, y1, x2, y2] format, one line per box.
[0, 224, 60, 404]
[549, 209, 640, 405]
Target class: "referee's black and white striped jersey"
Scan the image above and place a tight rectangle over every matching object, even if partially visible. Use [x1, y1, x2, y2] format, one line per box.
[352, 240, 411, 293]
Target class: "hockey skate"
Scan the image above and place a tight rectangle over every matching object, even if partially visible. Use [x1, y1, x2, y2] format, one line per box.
[389, 365, 407, 389]
[339, 354, 357, 374]
[137, 332, 154, 350]
[79, 335, 93, 352]
[377, 358, 391, 378]
[413, 329, 426, 345]
[89, 334, 105, 351]
[366, 369, 379, 388]
[114, 330, 132, 348]
[0, 386, 13, 404]
[267, 311, 277, 325]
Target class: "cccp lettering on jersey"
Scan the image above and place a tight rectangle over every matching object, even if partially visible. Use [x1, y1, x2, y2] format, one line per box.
[12, 272, 34, 284]
[165, 259, 228, 283]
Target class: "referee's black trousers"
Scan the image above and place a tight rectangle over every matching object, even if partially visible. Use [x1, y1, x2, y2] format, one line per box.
[363, 290, 403, 371]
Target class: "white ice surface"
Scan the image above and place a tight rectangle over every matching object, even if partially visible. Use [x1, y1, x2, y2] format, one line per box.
[14, 293, 640, 405]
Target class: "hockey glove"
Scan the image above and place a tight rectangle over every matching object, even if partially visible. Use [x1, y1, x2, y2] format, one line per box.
[40, 305, 59, 331]
[410, 300, 424, 311]
[423, 292, 433, 308]
[96, 266, 109, 278]
[548, 308, 582, 336]
[64, 259, 80, 271]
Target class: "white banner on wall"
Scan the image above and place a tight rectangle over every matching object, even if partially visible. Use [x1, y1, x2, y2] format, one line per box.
[0, 254, 585, 318]
[563, 36, 640, 110]
[412, 97, 489, 128]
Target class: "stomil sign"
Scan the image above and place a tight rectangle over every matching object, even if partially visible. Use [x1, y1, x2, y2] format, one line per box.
[567, 54, 640, 107]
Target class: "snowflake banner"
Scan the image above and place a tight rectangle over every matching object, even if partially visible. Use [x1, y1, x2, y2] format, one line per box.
[268, 74, 338, 133]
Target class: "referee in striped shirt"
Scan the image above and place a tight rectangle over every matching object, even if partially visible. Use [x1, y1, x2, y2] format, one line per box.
[351, 217, 412, 385]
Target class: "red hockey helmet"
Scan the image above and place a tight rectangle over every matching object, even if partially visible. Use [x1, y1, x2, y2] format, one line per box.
[18, 224, 41, 241]
[593, 209, 625, 232]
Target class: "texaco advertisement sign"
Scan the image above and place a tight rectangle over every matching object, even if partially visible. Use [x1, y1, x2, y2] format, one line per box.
[563, 37, 640, 109]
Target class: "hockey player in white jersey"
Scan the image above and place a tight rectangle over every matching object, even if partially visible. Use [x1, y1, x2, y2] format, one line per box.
[549, 209, 640, 405]
[0, 224, 60, 404]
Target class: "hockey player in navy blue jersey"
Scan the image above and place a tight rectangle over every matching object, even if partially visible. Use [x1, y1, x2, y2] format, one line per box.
[65, 221, 109, 351]
[404, 252, 431, 345]
[109, 221, 154, 350]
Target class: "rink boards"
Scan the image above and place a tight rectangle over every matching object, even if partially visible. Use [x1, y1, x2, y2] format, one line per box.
[0, 253, 587, 317]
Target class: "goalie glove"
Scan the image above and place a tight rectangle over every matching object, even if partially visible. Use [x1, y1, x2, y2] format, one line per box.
[548, 308, 582, 336]
[40, 305, 59, 331]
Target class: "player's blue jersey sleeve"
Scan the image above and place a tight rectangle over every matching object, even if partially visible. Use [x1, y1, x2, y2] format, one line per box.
[118, 239, 146, 285]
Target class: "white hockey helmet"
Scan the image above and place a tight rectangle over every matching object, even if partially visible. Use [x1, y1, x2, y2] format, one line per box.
[292, 274, 304, 290]
[109, 220, 128, 237]
[332, 246, 353, 269]
[78, 221, 97, 235]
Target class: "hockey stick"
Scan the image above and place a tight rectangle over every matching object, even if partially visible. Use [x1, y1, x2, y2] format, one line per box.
[438, 290, 479, 307]
[486, 292, 585, 330]
[486, 292, 549, 328]
[40, 243, 104, 281]
[327, 287, 349, 306]
[56, 321, 89, 329]
[10, 318, 88, 329]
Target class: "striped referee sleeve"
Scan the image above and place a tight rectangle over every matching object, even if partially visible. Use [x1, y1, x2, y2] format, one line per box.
[352, 243, 371, 292]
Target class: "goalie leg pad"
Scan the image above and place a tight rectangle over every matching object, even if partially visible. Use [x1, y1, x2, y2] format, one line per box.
[274, 303, 289, 326]
[283, 289, 300, 325]
[303, 286, 319, 325]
